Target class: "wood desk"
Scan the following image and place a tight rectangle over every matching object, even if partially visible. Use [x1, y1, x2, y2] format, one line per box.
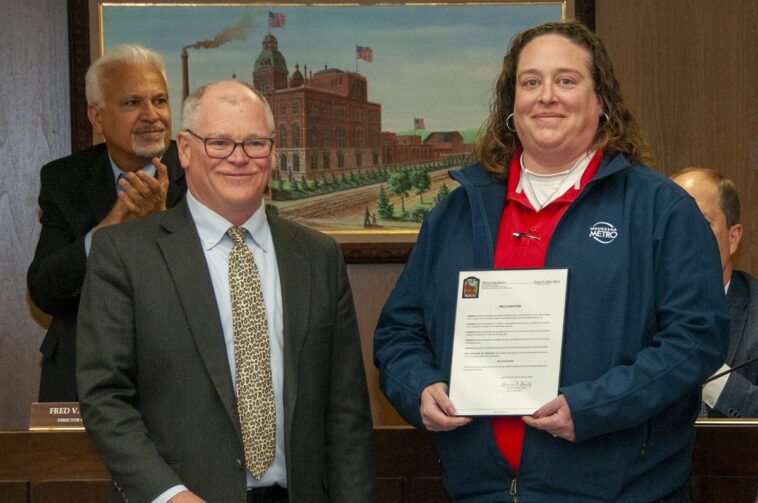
[1, 424, 756, 502]
[0, 430, 109, 502]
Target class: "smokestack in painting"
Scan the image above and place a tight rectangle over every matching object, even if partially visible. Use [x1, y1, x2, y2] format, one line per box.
[180, 13, 255, 101]
[181, 47, 189, 102]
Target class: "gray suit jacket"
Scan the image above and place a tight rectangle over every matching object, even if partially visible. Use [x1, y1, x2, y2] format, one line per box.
[77, 200, 376, 502]
[709, 269, 758, 418]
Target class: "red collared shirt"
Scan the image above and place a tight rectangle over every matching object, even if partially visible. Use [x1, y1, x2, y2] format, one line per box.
[490, 149, 602, 472]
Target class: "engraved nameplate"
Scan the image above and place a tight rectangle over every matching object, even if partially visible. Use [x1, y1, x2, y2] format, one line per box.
[29, 402, 85, 430]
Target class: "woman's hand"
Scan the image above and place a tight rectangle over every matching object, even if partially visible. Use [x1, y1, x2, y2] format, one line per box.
[522, 394, 575, 441]
[420, 382, 473, 432]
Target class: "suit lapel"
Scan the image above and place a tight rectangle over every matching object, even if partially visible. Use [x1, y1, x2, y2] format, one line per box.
[157, 201, 240, 433]
[85, 146, 118, 223]
[727, 273, 750, 365]
[268, 213, 311, 439]
[162, 141, 187, 207]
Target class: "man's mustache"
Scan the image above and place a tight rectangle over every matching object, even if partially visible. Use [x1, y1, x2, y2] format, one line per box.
[132, 126, 166, 134]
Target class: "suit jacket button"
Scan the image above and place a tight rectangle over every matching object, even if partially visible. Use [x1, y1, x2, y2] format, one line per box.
[236, 458, 243, 469]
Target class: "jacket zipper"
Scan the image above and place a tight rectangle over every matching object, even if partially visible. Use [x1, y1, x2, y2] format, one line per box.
[640, 419, 652, 456]
[510, 478, 519, 502]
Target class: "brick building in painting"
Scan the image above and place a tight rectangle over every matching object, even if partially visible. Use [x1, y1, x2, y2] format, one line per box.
[251, 33, 472, 181]
[253, 33, 382, 180]
[381, 133, 433, 165]
[423, 131, 465, 161]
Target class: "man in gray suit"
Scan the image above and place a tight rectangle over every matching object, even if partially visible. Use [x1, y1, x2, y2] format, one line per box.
[77, 80, 376, 502]
[673, 168, 758, 418]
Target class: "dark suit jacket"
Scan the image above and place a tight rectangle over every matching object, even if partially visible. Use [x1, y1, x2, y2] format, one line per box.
[76, 201, 376, 502]
[27, 142, 186, 401]
[708, 269, 758, 418]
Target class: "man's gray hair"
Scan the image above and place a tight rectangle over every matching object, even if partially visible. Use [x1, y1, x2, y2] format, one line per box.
[85, 44, 167, 106]
[181, 80, 275, 134]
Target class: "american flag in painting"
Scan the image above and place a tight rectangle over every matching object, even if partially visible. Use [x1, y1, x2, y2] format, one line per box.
[268, 11, 285, 28]
[414, 117, 426, 130]
[356, 45, 374, 62]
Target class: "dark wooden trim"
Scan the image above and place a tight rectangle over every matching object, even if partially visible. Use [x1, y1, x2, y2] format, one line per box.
[67, 0, 92, 153]
[574, 0, 595, 30]
[341, 241, 415, 264]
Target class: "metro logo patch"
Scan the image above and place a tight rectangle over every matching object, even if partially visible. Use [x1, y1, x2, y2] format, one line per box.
[589, 222, 618, 244]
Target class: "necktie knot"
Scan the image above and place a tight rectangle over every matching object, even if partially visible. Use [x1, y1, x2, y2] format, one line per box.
[227, 226, 247, 246]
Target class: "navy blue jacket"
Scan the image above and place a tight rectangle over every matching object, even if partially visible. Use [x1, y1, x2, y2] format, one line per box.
[374, 154, 729, 502]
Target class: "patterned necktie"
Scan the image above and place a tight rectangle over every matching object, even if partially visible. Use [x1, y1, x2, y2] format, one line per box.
[227, 226, 276, 479]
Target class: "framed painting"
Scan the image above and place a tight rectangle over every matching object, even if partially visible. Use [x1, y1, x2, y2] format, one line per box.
[69, 0, 591, 262]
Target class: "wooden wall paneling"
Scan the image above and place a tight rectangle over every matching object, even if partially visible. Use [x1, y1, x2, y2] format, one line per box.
[0, 432, 110, 482]
[691, 423, 758, 502]
[0, 482, 28, 503]
[0, 0, 71, 430]
[595, 0, 758, 274]
[30, 480, 110, 503]
[691, 424, 758, 479]
[377, 477, 404, 503]
[347, 263, 407, 426]
[375, 428, 447, 503]
[409, 478, 451, 503]
[2, 428, 754, 502]
[690, 477, 758, 503]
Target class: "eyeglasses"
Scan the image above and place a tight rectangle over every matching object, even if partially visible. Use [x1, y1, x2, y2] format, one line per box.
[184, 129, 275, 159]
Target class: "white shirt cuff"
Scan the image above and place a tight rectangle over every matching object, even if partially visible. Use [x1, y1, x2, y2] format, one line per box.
[702, 363, 731, 408]
[152, 485, 188, 503]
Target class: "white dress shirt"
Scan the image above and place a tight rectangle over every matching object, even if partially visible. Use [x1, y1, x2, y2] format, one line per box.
[153, 192, 286, 502]
[702, 282, 732, 408]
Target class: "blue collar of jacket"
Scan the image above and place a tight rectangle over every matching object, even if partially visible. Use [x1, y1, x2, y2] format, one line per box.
[447, 152, 633, 266]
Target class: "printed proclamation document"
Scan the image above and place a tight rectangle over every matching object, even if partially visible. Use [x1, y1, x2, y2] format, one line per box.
[449, 269, 568, 416]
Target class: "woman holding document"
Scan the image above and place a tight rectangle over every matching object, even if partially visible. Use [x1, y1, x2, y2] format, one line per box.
[374, 20, 728, 502]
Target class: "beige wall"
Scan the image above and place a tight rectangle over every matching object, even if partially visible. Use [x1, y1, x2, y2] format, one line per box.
[1, 0, 757, 429]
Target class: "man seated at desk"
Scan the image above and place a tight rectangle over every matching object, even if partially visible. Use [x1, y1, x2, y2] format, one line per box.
[673, 168, 758, 418]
